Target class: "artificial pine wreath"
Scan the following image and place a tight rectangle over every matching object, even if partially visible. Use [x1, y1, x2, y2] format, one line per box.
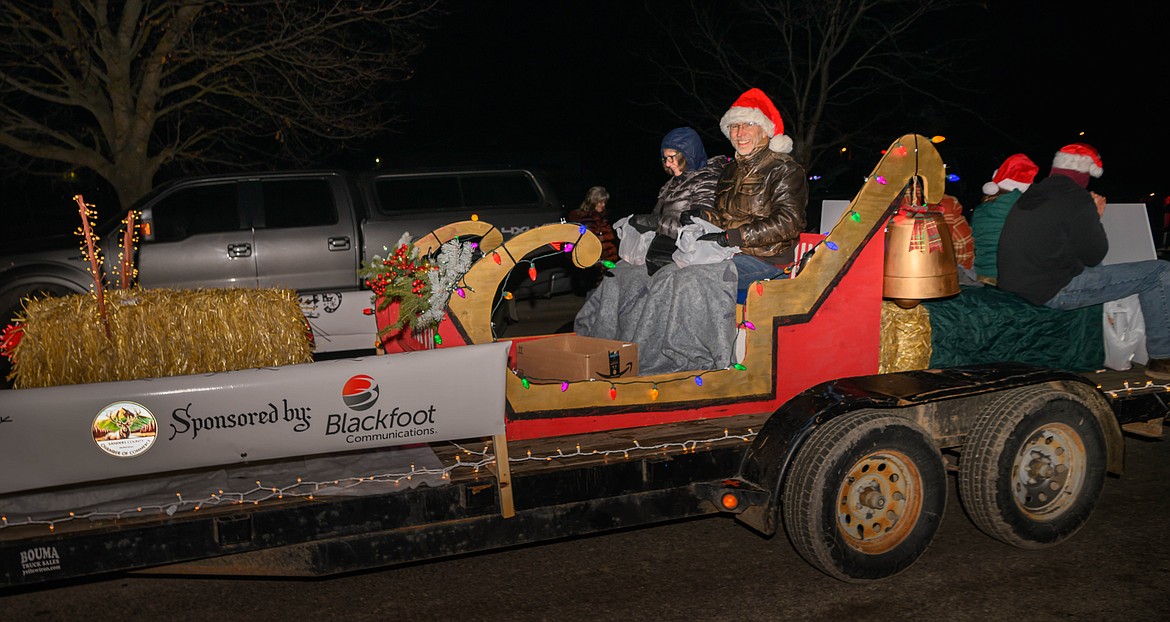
[359, 234, 474, 336]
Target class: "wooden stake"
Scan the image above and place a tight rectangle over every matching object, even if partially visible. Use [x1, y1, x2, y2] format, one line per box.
[492, 433, 515, 518]
[120, 210, 137, 290]
[75, 195, 110, 339]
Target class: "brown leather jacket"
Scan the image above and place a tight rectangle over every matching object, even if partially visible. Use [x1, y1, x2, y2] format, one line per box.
[704, 147, 808, 264]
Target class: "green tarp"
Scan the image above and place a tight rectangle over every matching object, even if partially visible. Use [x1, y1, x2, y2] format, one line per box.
[923, 285, 1104, 372]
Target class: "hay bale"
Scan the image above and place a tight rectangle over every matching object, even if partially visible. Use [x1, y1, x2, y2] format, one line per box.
[879, 300, 932, 374]
[10, 288, 312, 389]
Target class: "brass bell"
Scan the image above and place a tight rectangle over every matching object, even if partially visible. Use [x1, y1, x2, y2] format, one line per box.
[883, 207, 960, 309]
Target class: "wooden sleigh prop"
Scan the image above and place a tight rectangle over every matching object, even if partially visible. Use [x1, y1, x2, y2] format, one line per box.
[384, 134, 947, 440]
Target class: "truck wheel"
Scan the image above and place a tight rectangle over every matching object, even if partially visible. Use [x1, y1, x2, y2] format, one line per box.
[958, 386, 1106, 549]
[0, 282, 76, 323]
[782, 409, 946, 582]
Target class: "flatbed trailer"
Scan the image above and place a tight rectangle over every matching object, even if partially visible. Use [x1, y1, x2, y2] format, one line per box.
[3, 135, 1166, 588]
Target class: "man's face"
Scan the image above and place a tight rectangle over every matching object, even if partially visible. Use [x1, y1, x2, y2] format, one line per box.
[729, 122, 766, 156]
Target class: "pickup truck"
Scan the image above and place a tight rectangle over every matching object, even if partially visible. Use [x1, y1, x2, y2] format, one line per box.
[0, 166, 566, 355]
[2, 135, 1166, 588]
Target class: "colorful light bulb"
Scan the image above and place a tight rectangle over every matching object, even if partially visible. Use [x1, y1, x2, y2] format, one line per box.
[650, 385, 659, 400]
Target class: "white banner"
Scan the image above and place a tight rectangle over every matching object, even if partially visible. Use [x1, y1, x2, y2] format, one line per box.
[0, 342, 509, 495]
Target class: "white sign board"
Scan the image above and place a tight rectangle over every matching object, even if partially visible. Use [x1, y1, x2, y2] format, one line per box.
[299, 289, 379, 353]
[0, 342, 509, 495]
[820, 200, 851, 234]
[1101, 203, 1157, 265]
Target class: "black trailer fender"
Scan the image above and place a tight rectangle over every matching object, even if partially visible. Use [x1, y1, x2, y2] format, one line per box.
[694, 363, 1123, 536]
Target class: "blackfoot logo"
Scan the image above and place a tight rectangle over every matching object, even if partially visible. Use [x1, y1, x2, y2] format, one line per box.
[342, 375, 379, 411]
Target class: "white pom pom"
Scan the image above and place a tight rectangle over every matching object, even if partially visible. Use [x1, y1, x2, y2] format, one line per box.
[769, 134, 794, 154]
[982, 181, 1000, 195]
[1089, 163, 1103, 178]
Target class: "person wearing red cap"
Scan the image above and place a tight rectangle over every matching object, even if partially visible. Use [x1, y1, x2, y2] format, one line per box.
[997, 143, 1170, 379]
[692, 87, 808, 296]
[971, 153, 1040, 283]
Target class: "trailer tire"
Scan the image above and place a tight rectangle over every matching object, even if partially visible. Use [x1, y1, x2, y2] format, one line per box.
[958, 386, 1106, 549]
[782, 409, 946, 582]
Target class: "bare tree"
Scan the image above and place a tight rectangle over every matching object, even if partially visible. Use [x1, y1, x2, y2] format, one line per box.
[0, 0, 439, 210]
[645, 0, 975, 171]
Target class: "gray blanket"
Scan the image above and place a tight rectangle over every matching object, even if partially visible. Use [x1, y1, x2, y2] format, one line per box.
[574, 261, 738, 375]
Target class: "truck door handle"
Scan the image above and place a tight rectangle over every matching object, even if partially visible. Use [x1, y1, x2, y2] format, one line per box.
[227, 243, 252, 258]
[328, 236, 351, 251]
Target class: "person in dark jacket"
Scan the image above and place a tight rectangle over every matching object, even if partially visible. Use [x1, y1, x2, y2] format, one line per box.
[631, 127, 725, 275]
[693, 88, 809, 293]
[997, 143, 1170, 379]
[568, 186, 618, 294]
[971, 153, 1039, 284]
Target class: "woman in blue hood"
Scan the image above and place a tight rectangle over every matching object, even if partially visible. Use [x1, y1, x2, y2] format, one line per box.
[634, 127, 725, 274]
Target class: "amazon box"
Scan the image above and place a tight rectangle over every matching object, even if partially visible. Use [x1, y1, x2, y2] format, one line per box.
[515, 335, 638, 382]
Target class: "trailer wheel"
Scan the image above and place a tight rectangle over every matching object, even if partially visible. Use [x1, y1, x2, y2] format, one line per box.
[782, 409, 946, 582]
[958, 386, 1106, 549]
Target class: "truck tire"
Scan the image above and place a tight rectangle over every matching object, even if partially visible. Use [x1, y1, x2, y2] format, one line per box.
[782, 409, 947, 582]
[0, 282, 78, 324]
[958, 386, 1106, 549]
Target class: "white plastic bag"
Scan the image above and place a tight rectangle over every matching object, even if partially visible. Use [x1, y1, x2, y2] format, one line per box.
[613, 215, 654, 266]
[672, 217, 739, 268]
[1103, 294, 1149, 370]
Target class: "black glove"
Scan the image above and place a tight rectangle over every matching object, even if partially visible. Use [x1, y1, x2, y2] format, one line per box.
[628, 214, 657, 234]
[678, 211, 694, 226]
[696, 231, 729, 246]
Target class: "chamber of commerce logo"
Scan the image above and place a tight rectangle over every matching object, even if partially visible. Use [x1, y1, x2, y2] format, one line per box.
[342, 374, 380, 411]
[92, 401, 158, 458]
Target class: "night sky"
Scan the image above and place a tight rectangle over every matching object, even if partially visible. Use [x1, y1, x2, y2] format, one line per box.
[5, 2, 1167, 235]
[374, 1, 1170, 220]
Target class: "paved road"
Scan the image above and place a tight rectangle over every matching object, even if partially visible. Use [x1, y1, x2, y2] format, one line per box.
[4, 433, 1168, 621]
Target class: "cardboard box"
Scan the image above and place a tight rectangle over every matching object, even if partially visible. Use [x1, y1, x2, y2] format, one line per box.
[515, 335, 639, 382]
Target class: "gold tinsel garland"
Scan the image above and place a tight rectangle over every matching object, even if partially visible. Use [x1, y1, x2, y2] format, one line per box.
[879, 300, 932, 374]
[9, 288, 313, 389]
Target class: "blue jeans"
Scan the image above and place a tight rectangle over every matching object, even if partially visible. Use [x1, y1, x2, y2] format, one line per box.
[1044, 260, 1170, 358]
[732, 254, 787, 303]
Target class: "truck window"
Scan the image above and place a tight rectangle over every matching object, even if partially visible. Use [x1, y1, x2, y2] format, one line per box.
[150, 183, 242, 242]
[261, 179, 338, 228]
[373, 176, 462, 213]
[461, 173, 540, 208]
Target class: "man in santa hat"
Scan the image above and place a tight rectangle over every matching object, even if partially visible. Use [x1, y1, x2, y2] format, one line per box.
[997, 143, 1170, 379]
[692, 87, 808, 294]
[971, 153, 1039, 284]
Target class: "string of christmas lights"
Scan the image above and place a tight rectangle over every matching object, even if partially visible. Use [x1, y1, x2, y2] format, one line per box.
[514, 361, 752, 399]
[1096, 378, 1170, 398]
[0, 429, 756, 532]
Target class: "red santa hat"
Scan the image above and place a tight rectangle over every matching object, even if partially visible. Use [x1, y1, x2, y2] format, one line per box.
[982, 153, 1039, 196]
[1051, 143, 1103, 178]
[719, 88, 793, 154]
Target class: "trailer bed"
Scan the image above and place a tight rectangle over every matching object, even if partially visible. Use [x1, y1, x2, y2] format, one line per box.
[1, 413, 768, 587]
